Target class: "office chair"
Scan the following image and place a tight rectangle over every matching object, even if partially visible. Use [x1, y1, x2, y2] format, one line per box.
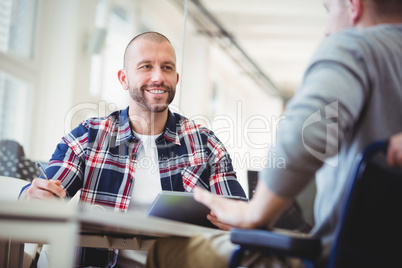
[0, 139, 40, 181]
[229, 140, 402, 268]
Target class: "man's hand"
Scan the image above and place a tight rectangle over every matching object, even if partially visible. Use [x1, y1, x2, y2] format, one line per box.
[388, 133, 402, 167]
[206, 211, 235, 231]
[20, 178, 66, 201]
[193, 187, 251, 229]
[194, 182, 293, 230]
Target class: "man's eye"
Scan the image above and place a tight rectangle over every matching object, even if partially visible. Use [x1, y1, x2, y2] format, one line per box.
[163, 66, 174, 70]
[140, 65, 151, 69]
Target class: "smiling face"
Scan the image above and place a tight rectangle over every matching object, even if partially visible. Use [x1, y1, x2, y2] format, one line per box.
[119, 37, 179, 114]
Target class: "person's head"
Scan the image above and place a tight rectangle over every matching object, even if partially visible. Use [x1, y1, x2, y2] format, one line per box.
[118, 31, 179, 114]
[323, 0, 402, 36]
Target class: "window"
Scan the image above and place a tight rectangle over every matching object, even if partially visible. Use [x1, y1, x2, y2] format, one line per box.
[0, 0, 38, 147]
[0, 71, 32, 144]
[0, 0, 37, 59]
[89, 0, 136, 108]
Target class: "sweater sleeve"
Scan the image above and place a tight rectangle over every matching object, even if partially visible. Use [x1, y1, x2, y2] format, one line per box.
[261, 33, 371, 198]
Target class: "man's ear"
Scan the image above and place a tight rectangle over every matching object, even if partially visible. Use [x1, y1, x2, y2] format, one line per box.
[176, 73, 179, 86]
[349, 0, 363, 24]
[117, 69, 129, 90]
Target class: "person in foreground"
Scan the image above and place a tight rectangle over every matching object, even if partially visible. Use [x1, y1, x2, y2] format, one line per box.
[145, 0, 402, 267]
[19, 32, 246, 267]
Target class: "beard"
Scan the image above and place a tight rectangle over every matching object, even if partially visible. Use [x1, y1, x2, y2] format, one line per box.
[129, 83, 175, 113]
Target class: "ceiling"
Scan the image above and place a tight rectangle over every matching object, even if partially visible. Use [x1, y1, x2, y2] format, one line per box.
[174, 0, 328, 99]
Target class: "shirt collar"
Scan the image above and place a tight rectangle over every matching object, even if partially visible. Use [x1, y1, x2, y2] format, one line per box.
[116, 107, 134, 146]
[116, 107, 181, 146]
[161, 110, 181, 145]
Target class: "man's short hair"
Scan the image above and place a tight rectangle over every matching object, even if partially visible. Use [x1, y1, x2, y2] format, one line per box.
[130, 31, 171, 44]
[367, 0, 402, 17]
[123, 32, 172, 68]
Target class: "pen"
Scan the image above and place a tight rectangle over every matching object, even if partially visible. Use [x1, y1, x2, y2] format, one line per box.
[35, 162, 61, 198]
[225, 195, 249, 202]
[35, 162, 50, 180]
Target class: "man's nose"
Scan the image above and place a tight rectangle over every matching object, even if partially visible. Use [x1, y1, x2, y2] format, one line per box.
[151, 67, 165, 82]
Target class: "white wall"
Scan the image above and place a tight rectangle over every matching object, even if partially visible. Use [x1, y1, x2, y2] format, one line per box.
[29, 0, 99, 160]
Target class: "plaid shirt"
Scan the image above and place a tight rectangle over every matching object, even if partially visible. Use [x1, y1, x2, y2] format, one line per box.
[48, 107, 245, 207]
[41, 107, 245, 267]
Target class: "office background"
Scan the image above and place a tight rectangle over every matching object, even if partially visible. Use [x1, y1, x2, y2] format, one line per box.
[0, 0, 325, 213]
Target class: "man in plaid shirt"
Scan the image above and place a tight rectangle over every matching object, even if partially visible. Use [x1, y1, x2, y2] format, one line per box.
[20, 32, 246, 267]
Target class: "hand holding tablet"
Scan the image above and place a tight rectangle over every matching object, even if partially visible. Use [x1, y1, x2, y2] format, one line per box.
[146, 191, 248, 229]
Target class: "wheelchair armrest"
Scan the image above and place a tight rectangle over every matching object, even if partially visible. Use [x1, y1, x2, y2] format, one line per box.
[230, 228, 322, 260]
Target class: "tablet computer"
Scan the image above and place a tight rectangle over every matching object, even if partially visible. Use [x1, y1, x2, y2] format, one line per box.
[146, 191, 247, 229]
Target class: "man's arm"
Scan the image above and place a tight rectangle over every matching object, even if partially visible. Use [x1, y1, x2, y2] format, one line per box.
[20, 133, 86, 201]
[204, 129, 246, 198]
[194, 181, 292, 229]
[198, 35, 371, 230]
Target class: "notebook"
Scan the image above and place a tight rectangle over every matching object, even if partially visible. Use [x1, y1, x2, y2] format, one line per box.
[146, 191, 248, 229]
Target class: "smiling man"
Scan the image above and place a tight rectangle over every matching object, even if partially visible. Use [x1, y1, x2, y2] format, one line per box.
[20, 32, 246, 267]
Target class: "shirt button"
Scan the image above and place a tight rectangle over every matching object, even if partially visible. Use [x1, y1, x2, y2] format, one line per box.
[129, 179, 134, 183]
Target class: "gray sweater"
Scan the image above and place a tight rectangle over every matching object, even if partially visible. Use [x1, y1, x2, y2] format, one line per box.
[260, 24, 402, 262]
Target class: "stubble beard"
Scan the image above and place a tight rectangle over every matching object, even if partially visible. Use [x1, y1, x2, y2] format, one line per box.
[129, 83, 175, 113]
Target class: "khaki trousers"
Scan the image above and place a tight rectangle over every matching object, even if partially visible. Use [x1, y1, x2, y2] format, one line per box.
[145, 232, 305, 268]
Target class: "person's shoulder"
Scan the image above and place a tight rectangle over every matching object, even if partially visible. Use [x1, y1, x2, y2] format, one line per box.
[172, 112, 212, 136]
[313, 29, 362, 57]
[80, 110, 122, 130]
[305, 29, 371, 76]
[309, 24, 402, 75]
[314, 25, 400, 59]
[171, 112, 228, 151]
[66, 110, 123, 140]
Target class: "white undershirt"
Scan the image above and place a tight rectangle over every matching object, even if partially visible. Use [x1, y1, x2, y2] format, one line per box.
[129, 131, 162, 215]
[118, 132, 162, 267]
